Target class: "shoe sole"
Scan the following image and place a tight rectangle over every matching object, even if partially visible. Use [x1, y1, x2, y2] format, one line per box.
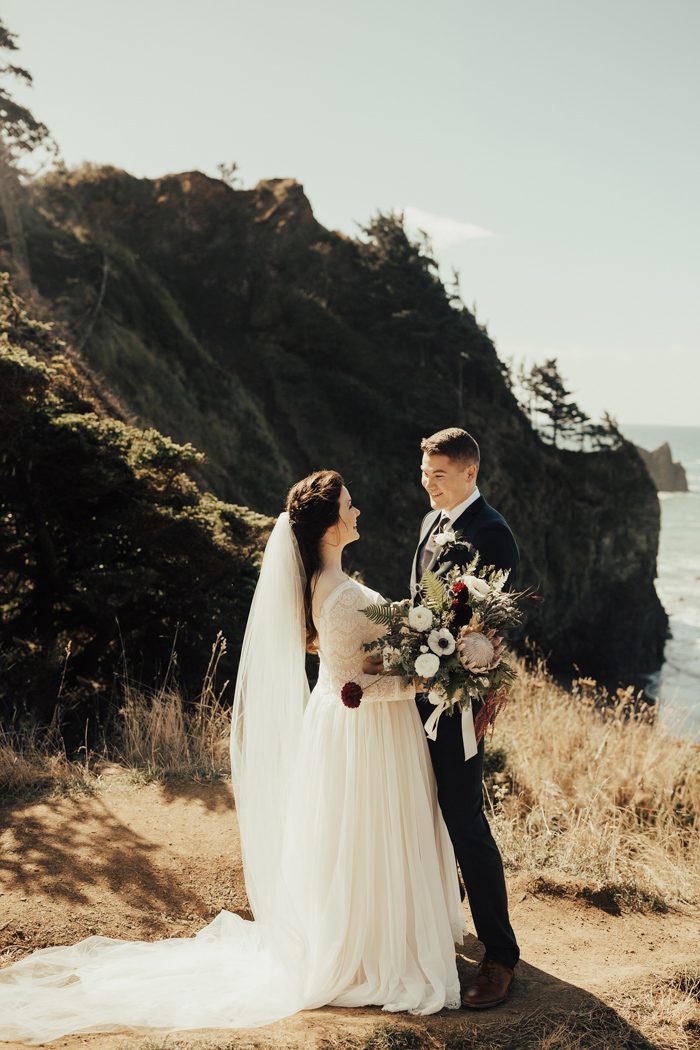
[461, 983, 513, 1010]
[461, 996, 509, 1009]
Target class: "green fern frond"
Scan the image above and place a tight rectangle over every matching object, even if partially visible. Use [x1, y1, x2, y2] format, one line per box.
[421, 570, 448, 612]
[360, 601, 395, 626]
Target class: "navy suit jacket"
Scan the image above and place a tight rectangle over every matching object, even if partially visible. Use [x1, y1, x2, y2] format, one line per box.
[410, 495, 519, 598]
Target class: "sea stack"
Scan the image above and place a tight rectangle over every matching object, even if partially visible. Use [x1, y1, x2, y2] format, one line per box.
[635, 442, 689, 493]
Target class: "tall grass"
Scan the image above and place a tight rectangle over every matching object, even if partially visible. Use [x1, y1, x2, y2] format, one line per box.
[0, 633, 232, 798]
[1, 649, 698, 911]
[488, 659, 700, 907]
[0, 720, 95, 797]
[115, 631, 231, 779]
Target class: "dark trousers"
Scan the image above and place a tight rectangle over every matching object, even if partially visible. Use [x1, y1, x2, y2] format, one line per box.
[418, 697, 520, 969]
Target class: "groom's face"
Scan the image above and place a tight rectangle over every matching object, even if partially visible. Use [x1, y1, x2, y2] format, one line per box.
[420, 453, 477, 511]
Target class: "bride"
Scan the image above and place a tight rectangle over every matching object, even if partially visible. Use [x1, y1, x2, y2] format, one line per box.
[0, 470, 465, 1043]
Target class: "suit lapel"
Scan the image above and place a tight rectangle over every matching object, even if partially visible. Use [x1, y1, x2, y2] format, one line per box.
[411, 510, 441, 596]
[419, 509, 441, 546]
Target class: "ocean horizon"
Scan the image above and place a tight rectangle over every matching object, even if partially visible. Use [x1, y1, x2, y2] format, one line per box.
[622, 423, 700, 743]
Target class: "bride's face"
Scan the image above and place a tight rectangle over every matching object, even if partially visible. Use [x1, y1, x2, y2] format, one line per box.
[328, 485, 360, 548]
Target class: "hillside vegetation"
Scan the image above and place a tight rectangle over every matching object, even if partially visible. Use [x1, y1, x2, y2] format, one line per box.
[0, 275, 269, 734]
[16, 165, 667, 681]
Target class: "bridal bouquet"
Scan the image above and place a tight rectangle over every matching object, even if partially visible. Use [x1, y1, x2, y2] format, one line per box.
[341, 545, 524, 745]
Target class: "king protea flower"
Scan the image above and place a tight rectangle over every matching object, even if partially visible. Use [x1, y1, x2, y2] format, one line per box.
[456, 626, 505, 673]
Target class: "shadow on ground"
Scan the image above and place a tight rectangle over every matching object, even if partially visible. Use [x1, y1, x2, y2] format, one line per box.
[0, 782, 245, 956]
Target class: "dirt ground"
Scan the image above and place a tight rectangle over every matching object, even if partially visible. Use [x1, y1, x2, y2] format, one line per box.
[1, 774, 698, 1049]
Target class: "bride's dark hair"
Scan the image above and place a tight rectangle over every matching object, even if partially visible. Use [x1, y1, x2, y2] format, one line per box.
[286, 469, 344, 650]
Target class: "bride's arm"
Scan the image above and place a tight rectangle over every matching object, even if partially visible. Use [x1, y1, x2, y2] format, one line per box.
[323, 585, 415, 703]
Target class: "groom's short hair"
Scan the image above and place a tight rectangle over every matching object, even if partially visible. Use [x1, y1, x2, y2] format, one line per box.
[421, 427, 480, 466]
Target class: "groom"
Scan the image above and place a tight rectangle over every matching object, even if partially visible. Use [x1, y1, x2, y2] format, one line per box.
[411, 426, 520, 1009]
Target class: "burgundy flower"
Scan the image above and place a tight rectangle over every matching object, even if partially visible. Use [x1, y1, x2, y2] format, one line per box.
[450, 583, 472, 626]
[341, 681, 363, 708]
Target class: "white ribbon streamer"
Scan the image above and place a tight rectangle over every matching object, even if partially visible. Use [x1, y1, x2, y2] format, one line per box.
[423, 698, 447, 742]
[423, 695, 478, 761]
[460, 703, 478, 760]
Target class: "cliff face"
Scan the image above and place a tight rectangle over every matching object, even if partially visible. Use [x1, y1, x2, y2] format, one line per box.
[19, 165, 668, 679]
[635, 443, 689, 493]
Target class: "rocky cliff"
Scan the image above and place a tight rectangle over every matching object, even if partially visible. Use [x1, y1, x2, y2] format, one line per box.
[635, 443, 688, 493]
[13, 164, 667, 680]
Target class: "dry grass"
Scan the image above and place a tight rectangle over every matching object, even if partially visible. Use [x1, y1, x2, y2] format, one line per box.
[487, 659, 700, 910]
[2, 649, 699, 918]
[0, 633, 232, 798]
[115, 631, 232, 780]
[608, 968, 700, 1050]
[0, 720, 96, 798]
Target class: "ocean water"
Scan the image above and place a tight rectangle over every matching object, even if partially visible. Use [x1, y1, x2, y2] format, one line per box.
[622, 424, 700, 742]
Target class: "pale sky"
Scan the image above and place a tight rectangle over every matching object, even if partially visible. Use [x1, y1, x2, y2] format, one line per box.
[4, 0, 699, 427]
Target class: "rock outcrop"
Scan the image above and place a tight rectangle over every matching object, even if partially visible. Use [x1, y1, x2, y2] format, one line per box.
[635, 443, 689, 493]
[13, 164, 667, 680]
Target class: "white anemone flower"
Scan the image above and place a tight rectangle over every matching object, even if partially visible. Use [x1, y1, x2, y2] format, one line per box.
[427, 627, 456, 657]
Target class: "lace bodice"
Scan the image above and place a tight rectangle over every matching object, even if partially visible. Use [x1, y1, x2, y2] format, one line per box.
[315, 579, 414, 703]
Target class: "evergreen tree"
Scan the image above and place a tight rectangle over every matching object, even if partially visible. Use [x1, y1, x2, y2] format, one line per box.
[216, 161, 241, 188]
[600, 410, 625, 450]
[527, 358, 577, 447]
[0, 275, 267, 740]
[0, 18, 58, 292]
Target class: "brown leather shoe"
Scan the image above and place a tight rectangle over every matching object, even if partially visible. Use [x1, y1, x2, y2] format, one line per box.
[461, 956, 515, 1009]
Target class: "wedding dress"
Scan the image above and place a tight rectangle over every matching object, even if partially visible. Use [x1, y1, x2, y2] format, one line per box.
[0, 516, 464, 1043]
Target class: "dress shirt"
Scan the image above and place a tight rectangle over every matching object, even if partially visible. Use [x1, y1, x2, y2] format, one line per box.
[441, 487, 480, 529]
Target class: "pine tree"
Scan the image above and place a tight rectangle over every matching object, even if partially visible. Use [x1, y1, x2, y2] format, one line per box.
[0, 18, 58, 293]
[527, 358, 577, 447]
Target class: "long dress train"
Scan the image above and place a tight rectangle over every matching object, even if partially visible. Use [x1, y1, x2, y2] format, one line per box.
[0, 577, 464, 1043]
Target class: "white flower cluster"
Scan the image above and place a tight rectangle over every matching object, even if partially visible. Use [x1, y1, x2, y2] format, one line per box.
[411, 608, 458, 678]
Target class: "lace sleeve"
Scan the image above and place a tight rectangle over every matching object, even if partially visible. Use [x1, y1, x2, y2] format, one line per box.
[319, 583, 414, 703]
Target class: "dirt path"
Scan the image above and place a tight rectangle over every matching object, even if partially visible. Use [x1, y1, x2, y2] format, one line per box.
[1, 777, 698, 1049]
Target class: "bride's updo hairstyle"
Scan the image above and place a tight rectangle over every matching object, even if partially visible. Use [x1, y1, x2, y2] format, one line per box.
[286, 469, 344, 649]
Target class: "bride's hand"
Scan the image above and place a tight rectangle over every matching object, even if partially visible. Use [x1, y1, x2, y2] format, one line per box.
[362, 651, 384, 675]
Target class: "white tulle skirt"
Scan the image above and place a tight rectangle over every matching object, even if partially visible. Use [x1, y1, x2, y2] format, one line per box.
[0, 689, 465, 1043]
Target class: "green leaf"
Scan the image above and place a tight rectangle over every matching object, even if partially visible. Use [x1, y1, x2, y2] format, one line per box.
[360, 601, 394, 627]
[421, 569, 447, 612]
